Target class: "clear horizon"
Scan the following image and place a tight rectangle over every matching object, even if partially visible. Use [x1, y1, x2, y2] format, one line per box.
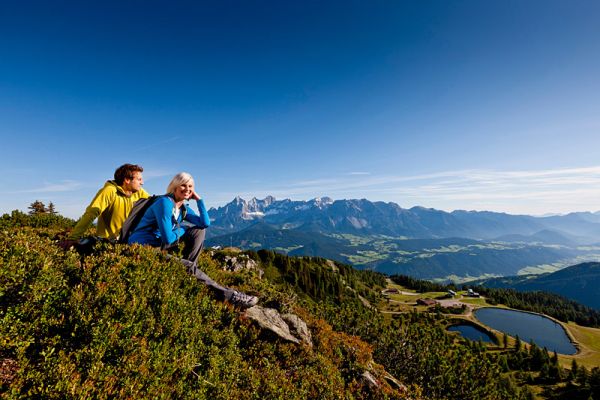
[1, 1, 599, 218]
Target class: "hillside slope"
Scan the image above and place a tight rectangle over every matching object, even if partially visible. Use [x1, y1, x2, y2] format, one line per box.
[0, 227, 404, 399]
[0, 217, 530, 399]
[475, 262, 600, 310]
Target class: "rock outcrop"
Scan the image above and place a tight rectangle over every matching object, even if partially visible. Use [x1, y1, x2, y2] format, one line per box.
[244, 306, 312, 347]
[358, 368, 408, 394]
[219, 254, 264, 278]
[359, 371, 379, 389]
[281, 313, 313, 347]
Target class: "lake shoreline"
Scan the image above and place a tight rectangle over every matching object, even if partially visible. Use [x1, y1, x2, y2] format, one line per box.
[473, 307, 577, 355]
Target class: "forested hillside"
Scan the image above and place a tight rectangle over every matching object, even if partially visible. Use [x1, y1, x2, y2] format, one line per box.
[473, 263, 600, 311]
[2, 210, 599, 399]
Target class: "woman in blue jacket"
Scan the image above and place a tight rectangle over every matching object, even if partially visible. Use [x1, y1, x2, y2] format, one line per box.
[129, 172, 258, 308]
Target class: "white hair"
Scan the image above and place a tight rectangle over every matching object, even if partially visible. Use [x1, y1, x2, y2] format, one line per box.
[166, 172, 195, 194]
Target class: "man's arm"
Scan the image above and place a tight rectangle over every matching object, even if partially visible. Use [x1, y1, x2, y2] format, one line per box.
[68, 186, 116, 240]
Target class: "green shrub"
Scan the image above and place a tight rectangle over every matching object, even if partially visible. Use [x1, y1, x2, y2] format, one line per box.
[0, 210, 75, 230]
[1, 228, 406, 399]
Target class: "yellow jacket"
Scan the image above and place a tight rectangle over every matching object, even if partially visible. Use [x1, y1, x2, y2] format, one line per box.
[69, 181, 149, 240]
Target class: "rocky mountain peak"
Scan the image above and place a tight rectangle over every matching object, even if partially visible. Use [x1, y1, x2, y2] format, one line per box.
[312, 196, 333, 208]
[263, 195, 276, 206]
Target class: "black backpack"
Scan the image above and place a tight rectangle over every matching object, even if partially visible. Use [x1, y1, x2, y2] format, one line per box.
[118, 195, 160, 244]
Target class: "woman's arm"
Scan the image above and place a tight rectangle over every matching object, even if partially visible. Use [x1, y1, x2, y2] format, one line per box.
[153, 197, 185, 245]
[183, 199, 211, 228]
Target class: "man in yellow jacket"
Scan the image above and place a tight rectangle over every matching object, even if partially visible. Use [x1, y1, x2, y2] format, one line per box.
[60, 164, 149, 249]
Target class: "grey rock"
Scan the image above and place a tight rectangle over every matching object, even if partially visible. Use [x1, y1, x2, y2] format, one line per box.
[360, 371, 379, 389]
[282, 313, 313, 347]
[359, 370, 408, 394]
[245, 306, 299, 344]
[222, 255, 263, 278]
[383, 372, 407, 392]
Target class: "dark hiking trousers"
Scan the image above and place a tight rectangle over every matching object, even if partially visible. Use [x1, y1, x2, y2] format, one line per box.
[164, 227, 234, 301]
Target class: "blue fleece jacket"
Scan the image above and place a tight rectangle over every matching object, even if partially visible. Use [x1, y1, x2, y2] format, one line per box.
[128, 195, 210, 247]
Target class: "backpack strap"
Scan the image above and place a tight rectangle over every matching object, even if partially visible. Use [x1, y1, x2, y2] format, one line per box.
[118, 195, 159, 244]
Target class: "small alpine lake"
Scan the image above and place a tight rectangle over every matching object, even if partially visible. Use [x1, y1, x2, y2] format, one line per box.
[448, 323, 496, 344]
[474, 307, 577, 355]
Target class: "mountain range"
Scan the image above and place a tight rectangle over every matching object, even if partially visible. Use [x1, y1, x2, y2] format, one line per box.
[206, 196, 600, 280]
[207, 196, 600, 243]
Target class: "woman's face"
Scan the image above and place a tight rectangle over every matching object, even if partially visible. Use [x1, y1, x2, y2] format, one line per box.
[173, 181, 194, 202]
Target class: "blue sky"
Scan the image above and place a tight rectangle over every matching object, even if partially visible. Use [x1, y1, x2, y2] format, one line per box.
[1, 1, 599, 217]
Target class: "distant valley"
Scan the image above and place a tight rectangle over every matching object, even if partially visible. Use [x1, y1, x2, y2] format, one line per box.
[206, 196, 600, 281]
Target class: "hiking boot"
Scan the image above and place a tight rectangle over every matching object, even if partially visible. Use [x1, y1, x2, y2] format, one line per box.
[229, 291, 259, 309]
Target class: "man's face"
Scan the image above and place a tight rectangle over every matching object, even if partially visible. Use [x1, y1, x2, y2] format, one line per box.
[123, 172, 144, 193]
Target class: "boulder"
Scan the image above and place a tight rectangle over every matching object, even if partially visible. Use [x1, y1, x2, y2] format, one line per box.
[245, 306, 299, 344]
[384, 372, 408, 392]
[359, 371, 379, 389]
[359, 370, 408, 394]
[282, 313, 313, 347]
[222, 255, 263, 278]
[244, 306, 314, 347]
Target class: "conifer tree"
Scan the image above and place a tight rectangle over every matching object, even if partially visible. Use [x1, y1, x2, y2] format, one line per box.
[551, 351, 558, 365]
[570, 359, 579, 381]
[46, 202, 57, 214]
[514, 335, 521, 352]
[589, 367, 600, 398]
[539, 363, 550, 382]
[498, 355, 509, 372]
[28, 200, 46, 215]
[577, 366, 589, 386]
[523, 387, 536, 400]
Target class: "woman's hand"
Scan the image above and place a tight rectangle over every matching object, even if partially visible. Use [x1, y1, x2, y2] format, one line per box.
[190, 190, 201, 200]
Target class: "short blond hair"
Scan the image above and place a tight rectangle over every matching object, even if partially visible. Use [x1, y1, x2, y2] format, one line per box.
[166, 172, 195, 194]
